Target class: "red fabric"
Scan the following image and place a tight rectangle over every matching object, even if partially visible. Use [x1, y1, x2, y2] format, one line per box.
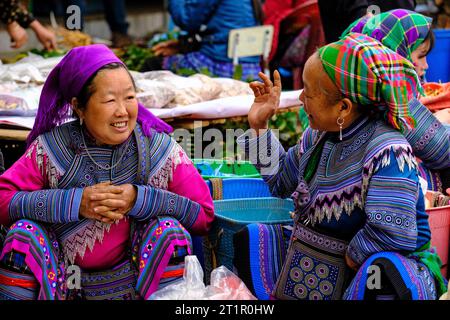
[263, 0, 325, 63]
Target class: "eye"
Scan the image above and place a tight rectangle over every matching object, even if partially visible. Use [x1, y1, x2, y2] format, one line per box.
[127, 95, 135, 100]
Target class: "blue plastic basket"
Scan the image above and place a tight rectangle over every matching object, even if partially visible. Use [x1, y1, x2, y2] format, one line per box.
[426, 29, 450, 83]
[202, 197, 294, 283]
[193, 158, 261, 179]
[206, 178, 271, 200]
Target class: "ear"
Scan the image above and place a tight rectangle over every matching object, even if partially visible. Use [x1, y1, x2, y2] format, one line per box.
[71, 97, 82, 119]
[339, 98, 354, 118]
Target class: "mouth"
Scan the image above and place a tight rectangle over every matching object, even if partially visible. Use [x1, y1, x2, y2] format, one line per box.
[110, 121, 128, 131]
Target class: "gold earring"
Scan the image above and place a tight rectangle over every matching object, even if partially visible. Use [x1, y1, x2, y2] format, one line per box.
[337, 117, 344, 141]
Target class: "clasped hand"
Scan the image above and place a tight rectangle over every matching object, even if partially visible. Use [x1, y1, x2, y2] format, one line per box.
[79, 181, 137, 224]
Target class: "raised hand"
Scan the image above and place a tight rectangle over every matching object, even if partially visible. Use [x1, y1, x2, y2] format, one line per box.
[248, 70, 282, 134]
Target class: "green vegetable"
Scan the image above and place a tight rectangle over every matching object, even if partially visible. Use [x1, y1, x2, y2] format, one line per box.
[116, 45, 154, 71]
[30, 48, 66, 58]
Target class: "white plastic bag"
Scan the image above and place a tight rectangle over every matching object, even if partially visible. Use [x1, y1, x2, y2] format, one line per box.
[135, 79, 175, 109]
[149, 255, 256, 300]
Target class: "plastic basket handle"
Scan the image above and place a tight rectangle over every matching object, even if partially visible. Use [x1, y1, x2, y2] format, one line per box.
[209, 178, 223, 200]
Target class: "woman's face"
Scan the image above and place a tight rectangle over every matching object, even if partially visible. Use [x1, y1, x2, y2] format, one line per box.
[411, 39, 430, 79]
[77, 68, 138, 145]
[299, 54, 343, 132]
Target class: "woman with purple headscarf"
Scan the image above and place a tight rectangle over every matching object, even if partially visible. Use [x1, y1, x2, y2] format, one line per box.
[0, 44, 214, 300]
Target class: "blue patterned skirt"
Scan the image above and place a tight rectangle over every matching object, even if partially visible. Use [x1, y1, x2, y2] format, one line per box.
[163, 51, 261, 82]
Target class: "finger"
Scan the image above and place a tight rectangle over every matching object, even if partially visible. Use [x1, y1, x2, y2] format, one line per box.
[44, 41, 52, 51]
[93, 181, 112, 188]
[101, 218, 116, 224]
[89, 191, 125, 201]
[93, 199, 127, 208]
[250, 87, 260, 97]
[250, 81, 266, 91]
[259, 72, 273, 88]
[250, 82, 264, 96]
[96, 209, 124, 221]
[273, 70, 282, 90]
[49, 38, 57, 50]
[92, 185, 123, 195]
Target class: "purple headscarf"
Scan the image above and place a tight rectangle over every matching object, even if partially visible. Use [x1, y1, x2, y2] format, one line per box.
[27, 44, 172, 147]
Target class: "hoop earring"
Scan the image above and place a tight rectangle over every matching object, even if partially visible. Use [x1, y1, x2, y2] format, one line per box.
[80, 118, 83, 126]
[337, 117, 344, 141]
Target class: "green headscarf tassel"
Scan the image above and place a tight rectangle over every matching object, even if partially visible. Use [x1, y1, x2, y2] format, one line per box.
[410, 241, 448, 297]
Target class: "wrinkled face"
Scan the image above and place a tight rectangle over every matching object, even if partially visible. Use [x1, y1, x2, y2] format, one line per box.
[77, 68, 138, 145]
[299, 53, 343, 132]
[411, 39, 430, 79]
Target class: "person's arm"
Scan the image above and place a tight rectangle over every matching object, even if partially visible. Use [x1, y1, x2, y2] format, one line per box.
[168, 0, 221, 32]
[346, 149, 419, 266]
[237, 129, 301, 199]
[127, 146, 214, 235]
[0, 140, 82, 226]
[405, 99, 450, 170]
[29, 20, 57, 50]
[0, 0, 36, 28]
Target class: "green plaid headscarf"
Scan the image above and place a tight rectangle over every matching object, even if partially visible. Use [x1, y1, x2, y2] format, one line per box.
[341, 9, 432, 60]
[318, 33, 422, 132]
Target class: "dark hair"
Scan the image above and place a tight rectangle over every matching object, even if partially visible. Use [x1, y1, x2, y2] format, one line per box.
[75, 62, 136, 112]
[424, 29, 435, 55]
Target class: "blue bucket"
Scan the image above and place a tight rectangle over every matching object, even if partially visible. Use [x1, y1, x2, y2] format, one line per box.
[202, 197, 294, 283]
[426, 29, 450, 83]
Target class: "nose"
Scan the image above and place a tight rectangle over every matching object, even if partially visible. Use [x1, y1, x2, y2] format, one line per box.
[299, 90, 305, 104]
[115, 101, 128, 117]
[423, 58, 429, 72]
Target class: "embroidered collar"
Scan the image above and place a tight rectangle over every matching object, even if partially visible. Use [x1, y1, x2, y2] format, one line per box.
[78, 122, 134, 152]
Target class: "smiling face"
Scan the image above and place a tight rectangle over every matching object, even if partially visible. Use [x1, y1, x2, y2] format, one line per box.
[299, 53, 344, 132]
[73, 67, 138, 145]
[411, 38, 431, 79]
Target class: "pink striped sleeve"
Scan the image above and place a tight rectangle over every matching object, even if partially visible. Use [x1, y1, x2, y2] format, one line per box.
[168, 161, 214, 235]
[0, 141, 46, 225]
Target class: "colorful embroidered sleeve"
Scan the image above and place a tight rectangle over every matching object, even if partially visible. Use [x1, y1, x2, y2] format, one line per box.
[347, 149, 420, 265]
[127, 149, 214, 235]
[236, 129, 303, 198]
[405, 99, 450, 170]
[0, 0, 35, 28]
[0, 140, 82, 226]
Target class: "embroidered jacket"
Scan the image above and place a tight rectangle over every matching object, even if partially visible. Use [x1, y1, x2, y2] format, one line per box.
[0, 121, 214, 265]
[238, 116, 432, 265]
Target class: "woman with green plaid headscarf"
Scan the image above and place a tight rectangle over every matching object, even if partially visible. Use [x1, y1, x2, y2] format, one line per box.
[341, 9, 434, 82]
[238, 33, 446, 300]
[341, 9, 449, 193]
